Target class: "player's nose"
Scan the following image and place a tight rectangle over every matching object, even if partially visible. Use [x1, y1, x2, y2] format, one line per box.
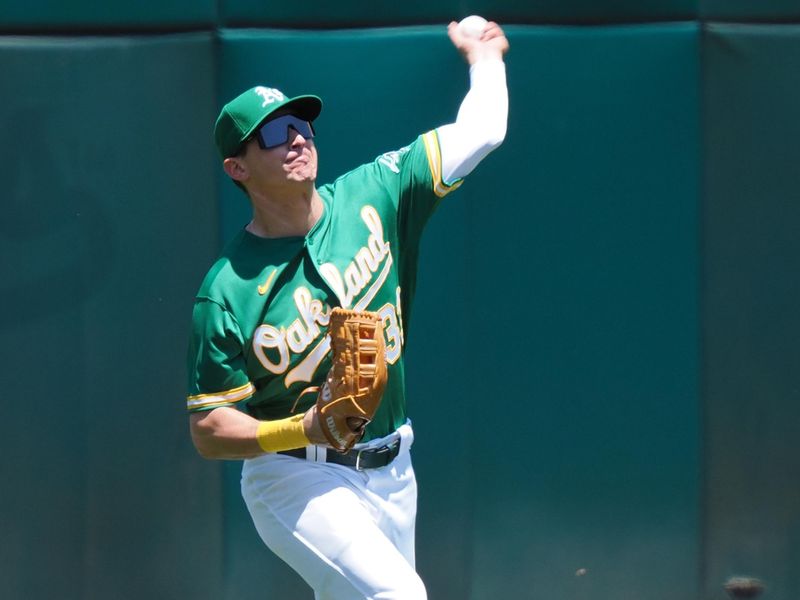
[288, 126, 308, 148]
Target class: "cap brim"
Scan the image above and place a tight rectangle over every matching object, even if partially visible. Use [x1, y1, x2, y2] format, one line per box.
[242, 94, 323, 142]
[281, 95, 323, 122]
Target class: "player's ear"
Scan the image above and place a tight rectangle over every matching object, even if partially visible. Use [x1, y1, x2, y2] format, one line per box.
[223, 156, 249, 183]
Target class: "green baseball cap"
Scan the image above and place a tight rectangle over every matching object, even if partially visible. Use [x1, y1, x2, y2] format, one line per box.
[214, 86, 323, 158]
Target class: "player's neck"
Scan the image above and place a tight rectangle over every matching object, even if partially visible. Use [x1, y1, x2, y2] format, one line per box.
[247, 185, 323, 239]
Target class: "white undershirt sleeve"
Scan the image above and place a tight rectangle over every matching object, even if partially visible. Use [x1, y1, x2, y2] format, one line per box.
[436, 58, 508, 183]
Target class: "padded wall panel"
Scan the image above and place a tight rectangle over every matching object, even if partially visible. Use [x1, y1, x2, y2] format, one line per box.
[0, 0, 216, 32]
[0, 34, 221, 600]
[220, 1, 696, 28]
[216, 24, 701, 599]
[702, 24, 800, 600]
[467, 24, 701, 599]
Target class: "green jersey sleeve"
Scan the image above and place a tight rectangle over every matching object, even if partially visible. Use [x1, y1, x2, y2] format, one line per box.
[186, 298, 255, 412]
[420, 129, 464, 196]
[371, 130, 464, 242]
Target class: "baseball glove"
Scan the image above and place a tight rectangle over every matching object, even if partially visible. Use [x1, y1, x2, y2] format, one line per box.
[317, 307, 388, 453]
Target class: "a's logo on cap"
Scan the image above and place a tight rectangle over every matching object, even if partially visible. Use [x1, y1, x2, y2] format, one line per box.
[254, 86, 286, 108]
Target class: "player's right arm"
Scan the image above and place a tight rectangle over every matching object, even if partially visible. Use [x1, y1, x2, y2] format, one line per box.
[435, 21, 509, 182]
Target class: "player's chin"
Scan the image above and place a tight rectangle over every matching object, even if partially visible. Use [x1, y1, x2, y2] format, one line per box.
[285, 172, 316, 186]
[287, 163, 317, 182]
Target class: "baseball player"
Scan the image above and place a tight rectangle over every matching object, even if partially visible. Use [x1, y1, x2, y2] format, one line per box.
[187, 20, 509, 600]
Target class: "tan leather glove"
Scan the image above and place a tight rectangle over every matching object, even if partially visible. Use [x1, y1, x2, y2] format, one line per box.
[317, 308, 388, 453]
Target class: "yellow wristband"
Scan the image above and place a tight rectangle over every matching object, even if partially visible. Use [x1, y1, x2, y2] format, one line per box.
[255, 413, 309, 453]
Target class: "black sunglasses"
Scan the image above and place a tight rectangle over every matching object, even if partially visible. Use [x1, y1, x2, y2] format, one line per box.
[255, 114, 315, 149]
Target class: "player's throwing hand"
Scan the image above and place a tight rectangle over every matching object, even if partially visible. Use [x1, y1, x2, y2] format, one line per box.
[448, 19, 510, 65]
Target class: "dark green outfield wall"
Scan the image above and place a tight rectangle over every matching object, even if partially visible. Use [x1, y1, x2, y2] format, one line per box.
[0, 5, 797, 600]
[0, 34, 221, 599]
[217, 24, 702, 600]
[701, 24, 800, 600]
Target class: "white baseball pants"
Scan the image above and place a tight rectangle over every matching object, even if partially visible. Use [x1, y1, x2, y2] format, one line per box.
[241, 423, 426, 600]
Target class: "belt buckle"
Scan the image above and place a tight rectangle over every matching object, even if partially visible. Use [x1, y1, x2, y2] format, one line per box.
[354, 448, 367, 471]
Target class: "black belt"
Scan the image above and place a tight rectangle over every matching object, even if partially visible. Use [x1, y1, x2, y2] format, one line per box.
[279, 439, 401, 471]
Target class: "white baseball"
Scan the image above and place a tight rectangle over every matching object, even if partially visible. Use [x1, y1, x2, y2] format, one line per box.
[457, 15, 488, 39]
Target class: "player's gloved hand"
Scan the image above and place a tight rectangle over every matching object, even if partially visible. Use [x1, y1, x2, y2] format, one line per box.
[302, 405, 368, 447]
[302, 404, 327, 446]
[313, 308, 388, 453]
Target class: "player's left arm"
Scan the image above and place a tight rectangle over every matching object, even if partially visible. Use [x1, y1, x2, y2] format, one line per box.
[189, 407, 263, 460]
[189, 404, 327, 460]
[436, 21, 509, 183]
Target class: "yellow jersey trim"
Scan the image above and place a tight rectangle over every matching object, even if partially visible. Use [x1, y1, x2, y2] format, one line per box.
[422, 130, 463, 198]
[186, 382, 255, 412]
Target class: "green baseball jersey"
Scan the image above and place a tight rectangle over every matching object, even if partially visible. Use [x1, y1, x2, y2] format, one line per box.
[186, 130, 462, 441]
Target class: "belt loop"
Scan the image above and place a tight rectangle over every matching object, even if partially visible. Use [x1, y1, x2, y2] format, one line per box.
[305, 445, 327, 463]
[397, 420, 414, 456]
